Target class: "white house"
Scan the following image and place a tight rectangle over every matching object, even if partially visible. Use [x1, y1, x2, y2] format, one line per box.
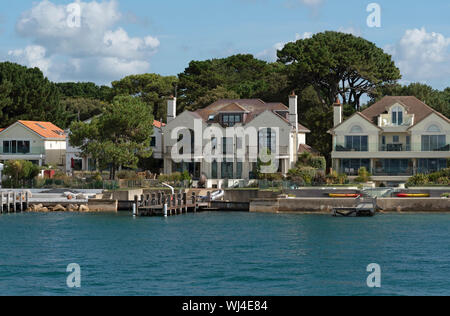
[162, 94, 314, 188]
[0, 121, 66, 168]
[329, 96, 450, 185]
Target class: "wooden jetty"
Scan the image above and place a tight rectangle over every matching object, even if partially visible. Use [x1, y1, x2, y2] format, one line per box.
[134, 192, 211, 217]
[0, 191, 30, 214]
[332, 196, 377, 217]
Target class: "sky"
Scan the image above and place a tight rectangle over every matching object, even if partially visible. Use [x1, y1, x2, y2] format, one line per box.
[0, 0, 449, 89]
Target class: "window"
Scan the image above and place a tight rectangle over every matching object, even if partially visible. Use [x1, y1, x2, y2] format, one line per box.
[422, 135, 446, 151]
[427, 124, 441, 133]
[222, 114, 242, 127]
[222, 138, 233, 155]
[221, 162, 234, 179]
[406, 136, 411, 150]
[211, 160, 218, 179]
[392, 106, 404, 125]
[345, 136, 368, 152]
[3, 140, 30, 154]
[393, 136, 400, 143]
[150, 137, 156, 147]
[259, 128, 277, 153]
[382, 136, 386, 145]
[350, 125, 363, 134]
[236, 162, 243, 179]
[340, 159, 371, 175]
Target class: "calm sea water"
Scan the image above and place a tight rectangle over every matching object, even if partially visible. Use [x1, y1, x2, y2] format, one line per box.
[1, 211, 449, 296]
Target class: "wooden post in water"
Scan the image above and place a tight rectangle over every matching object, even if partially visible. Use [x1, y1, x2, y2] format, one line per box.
[13, 192, 17, 213]
[6, 192, 10, 213]
[193, 192, 197, 213]
[183, 192, 187, 214]
[1, 192, 4, 214]
[134, 195, 139, 216]
[25, 191, 29, 212]
[18, 192, 22, 212]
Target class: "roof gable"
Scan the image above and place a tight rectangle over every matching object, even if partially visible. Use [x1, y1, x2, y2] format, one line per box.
[362, 96, 449, 126]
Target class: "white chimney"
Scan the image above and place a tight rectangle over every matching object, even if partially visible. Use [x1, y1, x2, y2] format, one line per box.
[333, 98, 342, 127]
[289, 92, 298, 131]
[167, 96, 177, 123]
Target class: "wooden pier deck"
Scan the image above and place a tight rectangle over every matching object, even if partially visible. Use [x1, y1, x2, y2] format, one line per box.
[134, 192, 211, 217]
[0, 191, 30, 214]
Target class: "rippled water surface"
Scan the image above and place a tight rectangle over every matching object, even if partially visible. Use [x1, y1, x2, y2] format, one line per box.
[1, 212, 449, 295]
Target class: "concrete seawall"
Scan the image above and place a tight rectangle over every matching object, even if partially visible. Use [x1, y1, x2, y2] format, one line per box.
[250, 197, 450, 213]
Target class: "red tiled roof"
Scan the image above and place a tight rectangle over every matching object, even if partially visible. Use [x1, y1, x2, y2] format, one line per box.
[153, 120, 165, 129]
[18, 121, 66, 139]
[298, 144, 319, 155]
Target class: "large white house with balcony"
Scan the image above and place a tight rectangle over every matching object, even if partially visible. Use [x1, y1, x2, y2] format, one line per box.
[162, 94, 314, 188]
[329, 96, 450, 185]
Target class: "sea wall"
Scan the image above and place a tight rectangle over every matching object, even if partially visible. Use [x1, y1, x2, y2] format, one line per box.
[250, 198, 358, 213]
[250, 197, 450, 213]
[224, 190, 280, 203]
[377, 198, 450, 212]
[88, 199, 118, 212]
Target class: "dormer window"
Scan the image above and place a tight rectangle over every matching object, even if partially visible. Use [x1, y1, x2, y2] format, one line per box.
[222, 114, 242, 127]
[392, 106, 403, 125]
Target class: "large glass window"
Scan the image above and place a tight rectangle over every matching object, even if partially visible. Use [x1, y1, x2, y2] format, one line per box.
[259, 128, 277, 153]
[3, 140, 30, 154]
[221, 162, 234, 179]
[340, 159, 370, 175]
[374, 159, 412, 175]
[418, 159, 448, 174]
[236, 162, 243, 179]
[422, 135, 446, 151]
[211, 160, 218, 179]
[345, 136, 368, 152]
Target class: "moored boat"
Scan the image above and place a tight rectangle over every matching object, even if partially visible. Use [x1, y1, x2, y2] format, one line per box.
[397, 193, 430, 198]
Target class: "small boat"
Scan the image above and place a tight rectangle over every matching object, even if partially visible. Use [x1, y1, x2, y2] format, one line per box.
[329, 193, 361, 198]
[397, 193, 430, 198]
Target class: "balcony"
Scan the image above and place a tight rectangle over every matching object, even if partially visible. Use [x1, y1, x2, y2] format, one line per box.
[379, 144, 411, 152]
[334, 144, 368, 152]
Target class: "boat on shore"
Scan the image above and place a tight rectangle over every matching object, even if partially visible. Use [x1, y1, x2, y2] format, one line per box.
[329, 193, 362, 198]
[397, 193, 430, 198]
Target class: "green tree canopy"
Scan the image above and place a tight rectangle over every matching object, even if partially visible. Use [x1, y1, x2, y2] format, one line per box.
[0, 62, 66, 127]
[69, 96, 154, 179]
[178, 54, 289, 110]
[277, 31, 401, 109]
[111, 73, 178, 121]
[56, 82, 113, 101]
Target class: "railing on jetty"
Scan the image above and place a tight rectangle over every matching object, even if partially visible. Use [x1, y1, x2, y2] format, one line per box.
[133, 192, 211, 217]
[0, 191, 30, 214]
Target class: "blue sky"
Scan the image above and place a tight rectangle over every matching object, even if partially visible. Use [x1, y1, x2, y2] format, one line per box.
[0, 0, 449, 89]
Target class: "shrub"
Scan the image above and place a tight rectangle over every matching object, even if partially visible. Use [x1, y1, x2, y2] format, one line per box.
[288, 166, 317, 185]
[313, 171, 327, 185]
[354, 167, 372, 183]
[407, 169, 450, 186]
[117, 170, 138, 180]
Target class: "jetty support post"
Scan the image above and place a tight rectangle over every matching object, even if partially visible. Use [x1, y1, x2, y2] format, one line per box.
[163, 196, 168, 217]
[1, 192, 4, 214]
[25, 191, 29, 212]
[133, 195, 138, 217]
[6, 192, 10, 213]
[183, 192, 187, 213]
[13, 192, 17, 213]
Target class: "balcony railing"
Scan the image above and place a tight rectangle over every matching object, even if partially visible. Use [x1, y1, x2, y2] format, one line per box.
[379, 144, 411, 152]
[0, 147, 46, 156]
[335, 143, 450, 152]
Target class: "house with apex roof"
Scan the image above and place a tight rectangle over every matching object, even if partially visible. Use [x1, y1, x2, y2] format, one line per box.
[329, 96, 450, 185]
[0, 120, 67, 168]
[162, 94, 314, 188]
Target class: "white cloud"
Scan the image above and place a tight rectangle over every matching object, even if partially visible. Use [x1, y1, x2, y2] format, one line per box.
[8, 45, 51, 73]
[386, 27, 450, 81]
[8, 0, 160, 84]
[299, 0, 323, 6]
